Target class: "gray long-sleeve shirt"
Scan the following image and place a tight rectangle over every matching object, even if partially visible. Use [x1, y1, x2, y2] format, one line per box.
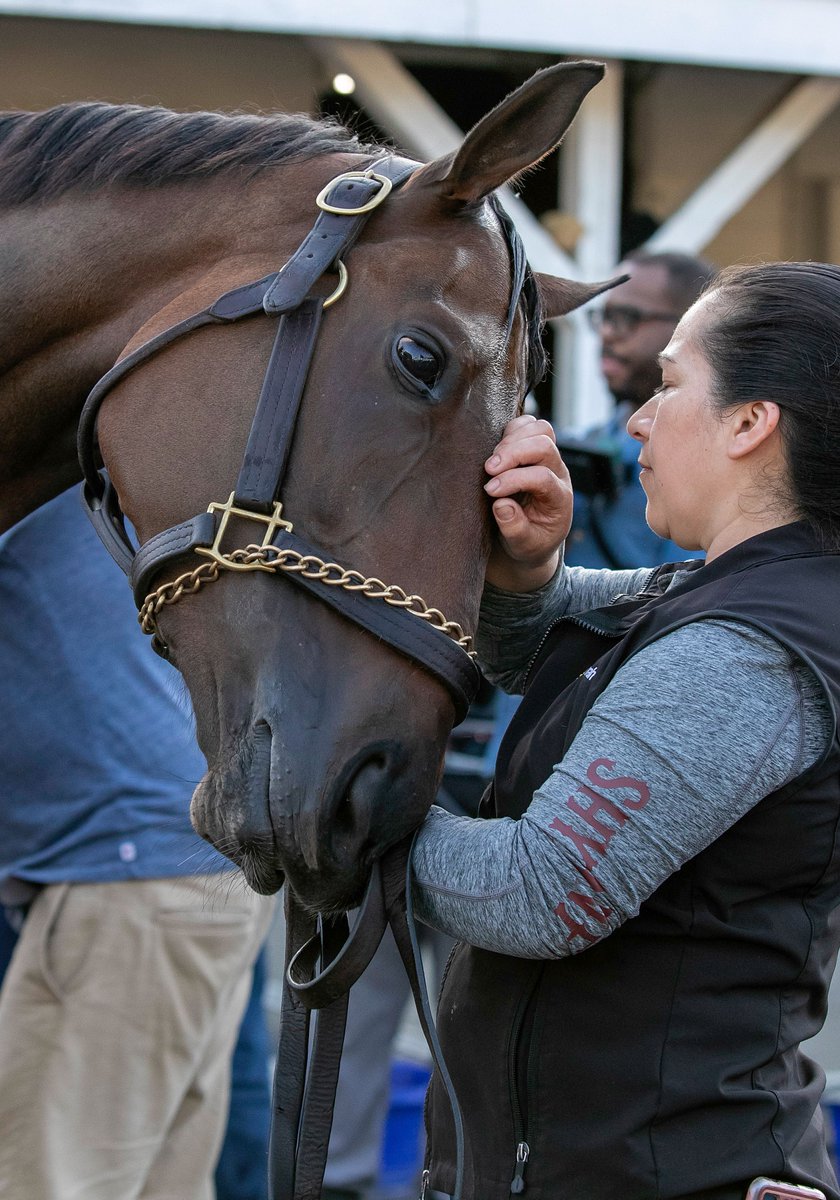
[412, 562, 833, 958]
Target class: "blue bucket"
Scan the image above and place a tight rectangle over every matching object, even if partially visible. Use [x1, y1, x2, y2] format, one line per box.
[378, 1060, 432, 1194]
[822, 1094, 840, 1175]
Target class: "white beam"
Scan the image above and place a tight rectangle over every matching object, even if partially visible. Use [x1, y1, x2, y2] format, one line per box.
[314, 36, 458, 160]
[7, 0, 840, 78]
[313, 37, 579, 279]
[647, 76, 840, 253]
[556, 61, 623, 430]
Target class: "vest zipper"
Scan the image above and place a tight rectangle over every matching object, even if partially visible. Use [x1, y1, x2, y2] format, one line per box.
[419, 1167, 430, 1199]
[509, 1141, 530, 1194]
[524, 612, 618, 689]
[507, 968, 542, 1194]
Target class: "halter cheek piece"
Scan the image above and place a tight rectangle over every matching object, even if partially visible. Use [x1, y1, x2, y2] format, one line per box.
[77, 156, 481, 724]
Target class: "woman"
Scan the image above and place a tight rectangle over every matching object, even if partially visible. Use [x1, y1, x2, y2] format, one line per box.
[412, 262, 840, 1200]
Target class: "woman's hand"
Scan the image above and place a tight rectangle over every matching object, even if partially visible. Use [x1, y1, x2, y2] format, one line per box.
[484, 415, 573, 592]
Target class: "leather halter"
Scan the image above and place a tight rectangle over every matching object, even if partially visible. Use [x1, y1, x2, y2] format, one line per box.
[77, 156, 481, 723]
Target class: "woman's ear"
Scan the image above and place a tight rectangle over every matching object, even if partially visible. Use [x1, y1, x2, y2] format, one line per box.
[728, 400, 782, 459]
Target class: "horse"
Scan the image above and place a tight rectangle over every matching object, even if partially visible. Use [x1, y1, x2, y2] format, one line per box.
[0, 59, 611, 921]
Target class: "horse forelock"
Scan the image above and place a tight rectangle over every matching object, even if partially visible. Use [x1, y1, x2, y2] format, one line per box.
[0, 101, 386, 206]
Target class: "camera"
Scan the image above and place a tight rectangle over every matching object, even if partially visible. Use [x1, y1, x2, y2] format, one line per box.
[555, 433, 626, 501]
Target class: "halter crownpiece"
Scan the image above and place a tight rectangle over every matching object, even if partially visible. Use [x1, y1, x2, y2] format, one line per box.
[77, 157, 481, 722]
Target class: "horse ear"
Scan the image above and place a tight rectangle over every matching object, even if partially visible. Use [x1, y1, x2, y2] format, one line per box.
[536, 273, 629, 320]
[413, 60, 606, 204]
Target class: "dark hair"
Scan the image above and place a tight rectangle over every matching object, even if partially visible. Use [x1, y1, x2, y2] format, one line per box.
[699, 261, 840, 550]
[0, 101, 383, 206]
[623, 248, 717, 313]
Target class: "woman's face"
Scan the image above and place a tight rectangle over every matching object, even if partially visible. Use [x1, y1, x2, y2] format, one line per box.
[627, 295, 731, 551]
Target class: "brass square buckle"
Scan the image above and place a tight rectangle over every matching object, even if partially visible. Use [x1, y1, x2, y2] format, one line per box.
[195, 492, 293, 572]
[316, 170, 393, 216]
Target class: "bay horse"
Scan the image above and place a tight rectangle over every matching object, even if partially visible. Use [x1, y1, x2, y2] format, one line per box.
[0, 60, 611, 919]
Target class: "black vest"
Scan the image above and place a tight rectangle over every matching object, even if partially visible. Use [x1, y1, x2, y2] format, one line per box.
[426, 523, 840, 1200]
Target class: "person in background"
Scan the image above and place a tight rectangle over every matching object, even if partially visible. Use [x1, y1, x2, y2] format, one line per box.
[0, 486, 274, 1200]
[562, 248, 716, 569]
[215, 951, 273, 1200]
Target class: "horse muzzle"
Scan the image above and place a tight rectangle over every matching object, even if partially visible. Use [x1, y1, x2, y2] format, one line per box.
[190, 717, 438, 912]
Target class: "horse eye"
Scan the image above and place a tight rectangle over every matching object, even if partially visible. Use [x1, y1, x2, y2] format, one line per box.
[394, 336, 443, 389]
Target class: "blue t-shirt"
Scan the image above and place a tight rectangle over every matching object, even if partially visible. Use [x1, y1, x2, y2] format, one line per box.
[0, 487, 230, 884]
[564, 414, 703, 570]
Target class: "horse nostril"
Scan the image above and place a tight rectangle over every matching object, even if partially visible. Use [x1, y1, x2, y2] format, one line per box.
[330, 751, 390, 860]
[334, 794, 356, 839]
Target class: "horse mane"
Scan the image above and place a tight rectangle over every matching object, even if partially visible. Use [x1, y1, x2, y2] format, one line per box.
[0, 100, 547, 387]
[0, 101, 385, 205]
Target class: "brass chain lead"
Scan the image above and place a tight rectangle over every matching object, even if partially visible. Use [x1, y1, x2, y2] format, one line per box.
[138, 544, 476, 657]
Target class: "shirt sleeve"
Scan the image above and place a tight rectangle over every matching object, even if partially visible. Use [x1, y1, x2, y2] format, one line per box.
[411, 618, 834, 958]
[476, 561, 656, 693]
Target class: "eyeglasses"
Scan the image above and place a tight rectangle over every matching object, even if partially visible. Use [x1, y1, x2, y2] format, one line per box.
[587, 304, 682, 336]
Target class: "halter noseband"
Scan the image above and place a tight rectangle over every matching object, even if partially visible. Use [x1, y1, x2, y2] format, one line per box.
[77, 157, 483, 721]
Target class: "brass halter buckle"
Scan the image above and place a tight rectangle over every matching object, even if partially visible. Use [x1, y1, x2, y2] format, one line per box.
[315, 170, 394, 216]
[195, 492, 293, 573]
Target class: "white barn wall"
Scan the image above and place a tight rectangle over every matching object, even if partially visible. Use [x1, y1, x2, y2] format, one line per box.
[0, 15, 323, 111]
[630, 63, 840, 265]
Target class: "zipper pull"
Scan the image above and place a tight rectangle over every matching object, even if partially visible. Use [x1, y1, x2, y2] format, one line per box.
[509, 1141, 530, 1194]
[420, 1168, 430, 1200]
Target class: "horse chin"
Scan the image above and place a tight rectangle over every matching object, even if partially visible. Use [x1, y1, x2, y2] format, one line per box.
[282, 862, 371, 918]
[239, 858, 286, 897]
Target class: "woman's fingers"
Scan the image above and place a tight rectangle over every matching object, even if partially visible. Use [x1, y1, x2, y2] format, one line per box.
[485, 463, 568, 504]
[483, 416, 572, 590]
[485, 418, 559, 478]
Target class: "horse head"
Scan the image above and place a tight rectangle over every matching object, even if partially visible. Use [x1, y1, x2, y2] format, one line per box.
[95, 62, 613, 912]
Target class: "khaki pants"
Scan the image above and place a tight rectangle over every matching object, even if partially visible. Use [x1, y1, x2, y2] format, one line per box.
[0, 875, 275, 1200]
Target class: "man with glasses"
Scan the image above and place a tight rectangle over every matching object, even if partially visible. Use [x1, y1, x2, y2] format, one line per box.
[563, 248, 716, 569]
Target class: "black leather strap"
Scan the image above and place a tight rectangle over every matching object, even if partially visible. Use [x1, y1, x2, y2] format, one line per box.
[292, 997, 349, 1200]
[262, 159, 417, 316]
[118, 299, 325, 600]
[79, 158, 418, 581]
[128, 516, 479, 716]
[81, 476, 135, 576]
[233, 299, 324, 511]
[286, 863, 388, 1009]
[129, 512, 217, 604]
[383, 839, 465, 1200]
[269, 894, 315, 1200]
[270, 841, 466, 1200]
[268, 528, 480, 722]
[270, 881, 384, 1200]
[208, 273, 276, 320]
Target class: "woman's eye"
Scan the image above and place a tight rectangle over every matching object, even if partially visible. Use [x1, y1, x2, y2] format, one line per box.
[395, 336, 442, 388]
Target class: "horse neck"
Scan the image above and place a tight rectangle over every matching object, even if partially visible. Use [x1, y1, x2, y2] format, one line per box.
[0, 173, 313, 530]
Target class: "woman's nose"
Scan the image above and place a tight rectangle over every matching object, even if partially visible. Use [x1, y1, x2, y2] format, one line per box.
[627, 401, 653, 442]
